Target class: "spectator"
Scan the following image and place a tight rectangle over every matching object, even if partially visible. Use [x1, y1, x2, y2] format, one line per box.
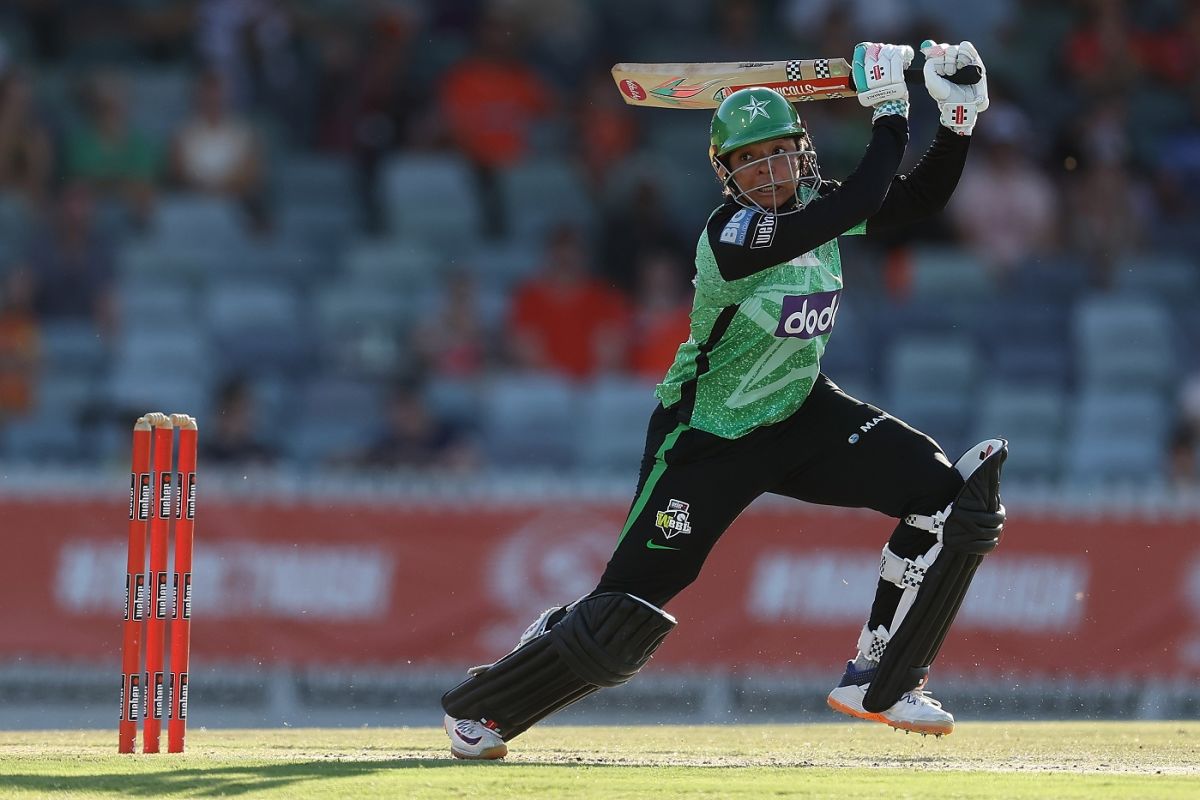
[410, 270, 493, 379]
[313, 8, 421, 233]
[0, 267, 39, 419]
[169, 70, 266, 224]
[573, 66, 637, 192]
[1167, 423, 1198, 489]
[1058, 95, 1147, 285]
[628, 251, 692, 383]
[599, 178, 688, 293]
[27, 183, 116, 332]
[63, 72, 159, 225]
[436, 8, 555, 236]
[200, 377, 278, 465]
[357, 378, 478, 472]
[508, 224, 630, 380]
[0, 68, 53, 206]
[947, 104, 1057, 276]
[437, 8, 554, 172]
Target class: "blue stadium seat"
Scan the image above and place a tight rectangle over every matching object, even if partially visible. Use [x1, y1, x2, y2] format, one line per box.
[497, 159, 594, 241]
[574, 377, 658, 471]
[116, 280, 192, 326]
[203, 280, 301, 331]
[118, 238, 225, 282]
[240, 240, 327, 282]
[1112, 252, 1199, 302]
[153, 195, 248, 249]
[1072, 294, 1176, 388]
[275, 202, 360, 252]
[35, 371, 98, 418]
[480, 374, 576, 469]
[343, 239, 439, 289]
[464, 240, 540, 291]
[887, 336, 978, 397]
[908, 246, 993, 300]
[284, 377, 384, 463]
[272, 155, 357, 208]
[0, 410, 84, 462]
[975, 383, 1066, 480]
[104, 367, 211, 421]
[381, 154, 483, 251]
[40, 321, 110, 376]
[313, 281, 411, 334]
[1064, 390, 1169, 484]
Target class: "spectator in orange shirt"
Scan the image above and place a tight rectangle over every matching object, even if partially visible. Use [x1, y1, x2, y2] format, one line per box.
[438, 9, 554, 172]
[628, 250, 693, 382]
[438, 9, 554, 236]
[508, 224, 629, 380]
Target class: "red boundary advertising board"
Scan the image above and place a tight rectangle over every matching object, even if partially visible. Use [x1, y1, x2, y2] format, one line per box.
[3, 497, 1199, 679]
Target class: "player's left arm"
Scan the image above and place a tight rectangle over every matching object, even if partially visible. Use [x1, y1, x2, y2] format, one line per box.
[864, 40, 988, 236]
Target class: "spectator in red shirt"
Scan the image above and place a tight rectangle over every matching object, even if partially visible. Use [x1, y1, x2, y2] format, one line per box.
[508, 224, 630, 380]
[628, 250, 693, 382]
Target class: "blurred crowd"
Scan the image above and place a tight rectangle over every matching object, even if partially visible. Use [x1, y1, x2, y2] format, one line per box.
[0, 0, 1197, 485]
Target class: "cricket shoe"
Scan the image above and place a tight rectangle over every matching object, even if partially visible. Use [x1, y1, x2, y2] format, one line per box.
[444, 714, 507, 760]
[826, 661, 954, 736]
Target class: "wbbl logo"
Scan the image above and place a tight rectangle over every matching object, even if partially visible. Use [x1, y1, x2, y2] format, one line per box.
[655, 499, 693, 539]
[775, 290, 841, 339]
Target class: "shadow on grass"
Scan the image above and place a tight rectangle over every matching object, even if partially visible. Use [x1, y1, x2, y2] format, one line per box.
[0, 759, 525, 797]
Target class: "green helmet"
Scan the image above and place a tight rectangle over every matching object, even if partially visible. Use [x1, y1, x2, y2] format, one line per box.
[709, 87, 807, 158]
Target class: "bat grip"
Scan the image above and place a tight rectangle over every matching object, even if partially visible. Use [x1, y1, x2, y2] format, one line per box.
[903, 64, 982, 86]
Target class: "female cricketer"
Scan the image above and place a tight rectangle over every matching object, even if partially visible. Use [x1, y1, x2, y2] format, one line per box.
[441, 40, 1007, 759]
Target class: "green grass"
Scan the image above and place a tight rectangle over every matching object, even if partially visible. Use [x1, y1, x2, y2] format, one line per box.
[1, 722, 1197, 799]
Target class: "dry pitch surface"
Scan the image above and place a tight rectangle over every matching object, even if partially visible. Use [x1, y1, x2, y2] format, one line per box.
[1, 722, 1197, 799]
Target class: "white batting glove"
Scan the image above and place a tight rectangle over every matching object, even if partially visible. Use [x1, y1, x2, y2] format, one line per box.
[921, 39, 989, 136]
[853, 42, 914, 121]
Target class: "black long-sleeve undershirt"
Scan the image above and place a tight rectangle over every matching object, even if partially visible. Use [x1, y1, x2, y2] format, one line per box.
[866, 125, 971, 235]
[707, 119, 969, 282]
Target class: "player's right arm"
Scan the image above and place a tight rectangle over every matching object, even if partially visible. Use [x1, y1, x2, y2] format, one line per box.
[706, 115, 908, 281]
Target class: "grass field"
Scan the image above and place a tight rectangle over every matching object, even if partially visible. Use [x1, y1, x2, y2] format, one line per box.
[1, 722, 1197, 799]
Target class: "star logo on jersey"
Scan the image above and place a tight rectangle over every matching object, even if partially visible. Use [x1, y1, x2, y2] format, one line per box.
[739, 95, 771, 121]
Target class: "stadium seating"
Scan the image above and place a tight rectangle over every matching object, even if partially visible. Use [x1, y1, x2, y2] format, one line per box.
[574, 376, 658, 472]
[381, 153, 484, 252]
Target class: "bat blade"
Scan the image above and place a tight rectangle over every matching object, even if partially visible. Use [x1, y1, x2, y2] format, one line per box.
[612, 58, 856, 109]
[612, 59, 981, 110]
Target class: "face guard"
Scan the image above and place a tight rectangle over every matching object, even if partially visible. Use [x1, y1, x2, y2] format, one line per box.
[709, 87, 823, 216]
[714, 143, 822, 215]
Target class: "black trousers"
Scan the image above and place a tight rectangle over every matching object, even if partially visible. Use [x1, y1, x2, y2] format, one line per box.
[593, 374, 965, 633]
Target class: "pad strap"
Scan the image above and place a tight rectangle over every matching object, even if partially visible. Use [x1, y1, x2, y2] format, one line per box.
[879, 546, 928, 590]
[856, 624, 890, 663]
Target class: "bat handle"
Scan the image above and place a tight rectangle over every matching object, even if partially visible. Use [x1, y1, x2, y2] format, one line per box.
[903, 64, 982, 86]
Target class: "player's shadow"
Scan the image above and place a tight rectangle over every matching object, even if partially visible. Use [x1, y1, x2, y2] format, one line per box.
[0, 759, 485, 797]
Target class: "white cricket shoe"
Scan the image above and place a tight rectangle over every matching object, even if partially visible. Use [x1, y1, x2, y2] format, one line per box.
[826, 661, 955, 736]
[444, 714, 508, 760]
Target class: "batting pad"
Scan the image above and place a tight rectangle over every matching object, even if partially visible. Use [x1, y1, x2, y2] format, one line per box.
[862, 440, 1007, 713]
[441, 593, 676, 739]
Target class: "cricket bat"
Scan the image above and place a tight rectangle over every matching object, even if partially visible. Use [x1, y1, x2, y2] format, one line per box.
[612, 58, 981, 109]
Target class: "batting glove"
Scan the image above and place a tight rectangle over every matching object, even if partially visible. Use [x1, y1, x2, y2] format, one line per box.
[853, 42, 914, 121]
[921, 39, 989, 136]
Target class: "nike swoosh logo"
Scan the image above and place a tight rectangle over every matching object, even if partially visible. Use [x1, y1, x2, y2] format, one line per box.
[455, 731, 482, 745]
[645, 540, 679, 551]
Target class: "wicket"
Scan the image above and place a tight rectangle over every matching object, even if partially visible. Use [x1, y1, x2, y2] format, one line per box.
[119, 412, 199, 754]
